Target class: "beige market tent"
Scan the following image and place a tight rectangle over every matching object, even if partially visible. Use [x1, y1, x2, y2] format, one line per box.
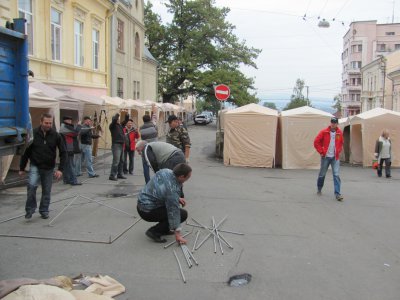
[279, 106, 333, 169]
[349, 108, 400, 167]
[223, 103, 278, 168]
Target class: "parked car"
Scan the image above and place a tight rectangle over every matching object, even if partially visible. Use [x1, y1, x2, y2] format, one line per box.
[202, 111, 214, 123]
[194, 114, 210, 125]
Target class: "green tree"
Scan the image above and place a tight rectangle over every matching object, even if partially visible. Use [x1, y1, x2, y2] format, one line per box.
[144, 0, 261, 105]
[332, 94, 342, 117]
[263, 102, 277, 110]
[283, 79, 311, 110]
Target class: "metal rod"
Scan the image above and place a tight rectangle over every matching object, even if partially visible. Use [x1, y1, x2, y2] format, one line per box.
[191, 230, 200, 253]
[217, 232, 234, 249]
[183, 245, 199, 265]
[163, 231, 191, 249]
[110, 218, 142, 243]
[215, 228, 224, 255]
[173, 250, 186, 283]
[48, 196, 79, 226]
[181, 244, 192, 268]
[212, 217, 217, 254]
[79, 195, 135, 217]
[0, 213, 25, 224]
[192, 217, 231, 250]
[0, 233, 110, 244]
[186, 223, 244, 235]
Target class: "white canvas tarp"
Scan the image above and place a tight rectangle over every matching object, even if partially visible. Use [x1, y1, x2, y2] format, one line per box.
[279, 106, 333, 169]
[349, 108, 400, 167]
[223, 103, 278, 168]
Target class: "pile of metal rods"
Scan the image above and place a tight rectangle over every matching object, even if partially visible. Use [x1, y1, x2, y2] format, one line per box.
[168, 216, 244, 283]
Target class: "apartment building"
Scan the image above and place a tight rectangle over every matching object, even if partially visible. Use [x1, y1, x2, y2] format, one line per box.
[111, 0, 157, 101]
[361, 50, 400, 112]
[341, 20, 400, 116]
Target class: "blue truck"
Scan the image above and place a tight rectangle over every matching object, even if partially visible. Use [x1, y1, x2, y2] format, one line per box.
[0, 18, 31, 156]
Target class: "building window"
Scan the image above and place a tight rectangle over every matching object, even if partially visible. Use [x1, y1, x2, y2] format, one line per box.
[18, 0, 33, 55]
[351, 45, 362, 53]
[92, 29, 99, 70]
[386, 32, 395, 35]
[133, 81, 140, 100]
[377, 43, 386, 52]
[117, 19, 124, 51]
[350, 61, 361, 69]
[74, 20, 84, 66]
[395, 44, 400, 50]
[51, 8, 62, 61]
[117, 78, 124, 98]
[135, 32, 140, 58]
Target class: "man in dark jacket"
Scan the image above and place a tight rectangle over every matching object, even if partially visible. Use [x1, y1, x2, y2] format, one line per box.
[19, 113, 66, 219]
[60, 116, 81, 185]
[109, 113, 127, 181]
[139, 104, 158, 183]
[80, 116, 99, 178]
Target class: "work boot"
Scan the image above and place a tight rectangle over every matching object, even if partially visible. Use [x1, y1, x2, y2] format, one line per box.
[145, 228, 167, 243]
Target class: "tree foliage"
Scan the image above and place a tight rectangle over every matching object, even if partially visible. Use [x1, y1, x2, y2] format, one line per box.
[263, 102, 277, 110]
[144, 0, 261, 107]
[332, 94, 342, 117]
[283, 79, 311, 111]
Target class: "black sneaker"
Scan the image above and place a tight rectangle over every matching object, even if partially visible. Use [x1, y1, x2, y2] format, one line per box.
[70, 182, 82, 186]
[386, 175, 392, 178]
[40, 213, 49, 219]
[89, 174, 99, 178]
[25, 212, 33, 219]
[145, 228, 167, 243]
[336, 194, 344, 201]
[109, 176, 118, 181]
[117, 175, 127, 179]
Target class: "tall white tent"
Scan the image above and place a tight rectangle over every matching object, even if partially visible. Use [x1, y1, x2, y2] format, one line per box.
[279, 106, 333, 169]
[223, 103, 278, 168]
[349, 108, 400, 167]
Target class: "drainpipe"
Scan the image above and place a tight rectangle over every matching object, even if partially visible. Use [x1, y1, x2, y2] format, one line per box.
[379, 56, 386, 108]
[106, 1, 118, 96]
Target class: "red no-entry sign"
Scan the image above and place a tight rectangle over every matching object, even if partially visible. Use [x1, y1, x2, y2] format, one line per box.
[214, 84, 230, 101]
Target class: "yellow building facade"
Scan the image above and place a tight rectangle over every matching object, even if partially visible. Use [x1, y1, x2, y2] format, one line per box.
[1, 0, 114, 97]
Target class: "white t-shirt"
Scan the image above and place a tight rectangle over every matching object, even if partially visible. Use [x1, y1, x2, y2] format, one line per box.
[326, 131, 336, 158]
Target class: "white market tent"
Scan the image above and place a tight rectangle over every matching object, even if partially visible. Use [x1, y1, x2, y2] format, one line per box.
[223, 103, 278, 168]
[349, 108, 400, 167]
[279, 106, 333, 169]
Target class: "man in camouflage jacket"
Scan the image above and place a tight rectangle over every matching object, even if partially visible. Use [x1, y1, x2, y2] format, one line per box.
[166, 115, 191, 163]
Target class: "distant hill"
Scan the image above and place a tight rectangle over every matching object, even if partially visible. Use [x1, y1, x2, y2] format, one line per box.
[260, 98, 335, 114]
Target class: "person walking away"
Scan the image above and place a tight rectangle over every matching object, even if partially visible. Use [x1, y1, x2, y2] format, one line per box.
[80, 116, 100, 178]
[139, 104, 158, 183]
[375, 129, 392, 178]
[137, 163, 192, 243]
[109, 113, 126, 181]
[166, 115, 191, 163]
[314, 117, 344, 201]
[123, 119, 140, 175]
[19, 113, 66, 219]
[60, 116, 82, 186]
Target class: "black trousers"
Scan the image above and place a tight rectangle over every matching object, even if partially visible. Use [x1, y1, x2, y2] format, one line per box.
[137, 205, 187, 235]
[377, 158, 391, 177]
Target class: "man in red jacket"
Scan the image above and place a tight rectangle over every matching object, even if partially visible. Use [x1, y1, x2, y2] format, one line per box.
[314, 117, 344, 201]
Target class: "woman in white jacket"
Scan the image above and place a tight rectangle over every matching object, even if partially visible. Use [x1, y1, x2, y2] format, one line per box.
[374, 129, 392, 178]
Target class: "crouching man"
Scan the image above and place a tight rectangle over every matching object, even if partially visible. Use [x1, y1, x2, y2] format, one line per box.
[137, 163, 192, 244]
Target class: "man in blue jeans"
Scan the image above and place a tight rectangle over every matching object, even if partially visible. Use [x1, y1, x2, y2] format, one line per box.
[19, 113, 66, 219]
[80, 116, 99, 178]
[314, 117, 344, 201]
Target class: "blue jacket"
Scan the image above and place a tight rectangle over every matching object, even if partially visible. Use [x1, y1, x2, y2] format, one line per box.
[137, 169, 182, 231]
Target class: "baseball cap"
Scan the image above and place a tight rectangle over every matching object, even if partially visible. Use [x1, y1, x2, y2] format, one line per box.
[330, 117, 338, 123]
[166, 115, 178, 123]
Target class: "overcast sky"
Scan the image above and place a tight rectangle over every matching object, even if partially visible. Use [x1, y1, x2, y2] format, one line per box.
[147, 0, 399, 102]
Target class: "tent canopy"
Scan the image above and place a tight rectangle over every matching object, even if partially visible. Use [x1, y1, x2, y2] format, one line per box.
[349, 108, 400, 167]
[280, 106, 333, 169]
[223, 103, 278, 168]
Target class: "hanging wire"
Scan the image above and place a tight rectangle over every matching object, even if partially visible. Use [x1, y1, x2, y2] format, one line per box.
[318, 0, 330, 19]
[332, 0, 353, 21]
[303, 0, 313, 20]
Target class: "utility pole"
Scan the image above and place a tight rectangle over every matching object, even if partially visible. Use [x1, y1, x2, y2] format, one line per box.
[306, 85, 309, 105]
